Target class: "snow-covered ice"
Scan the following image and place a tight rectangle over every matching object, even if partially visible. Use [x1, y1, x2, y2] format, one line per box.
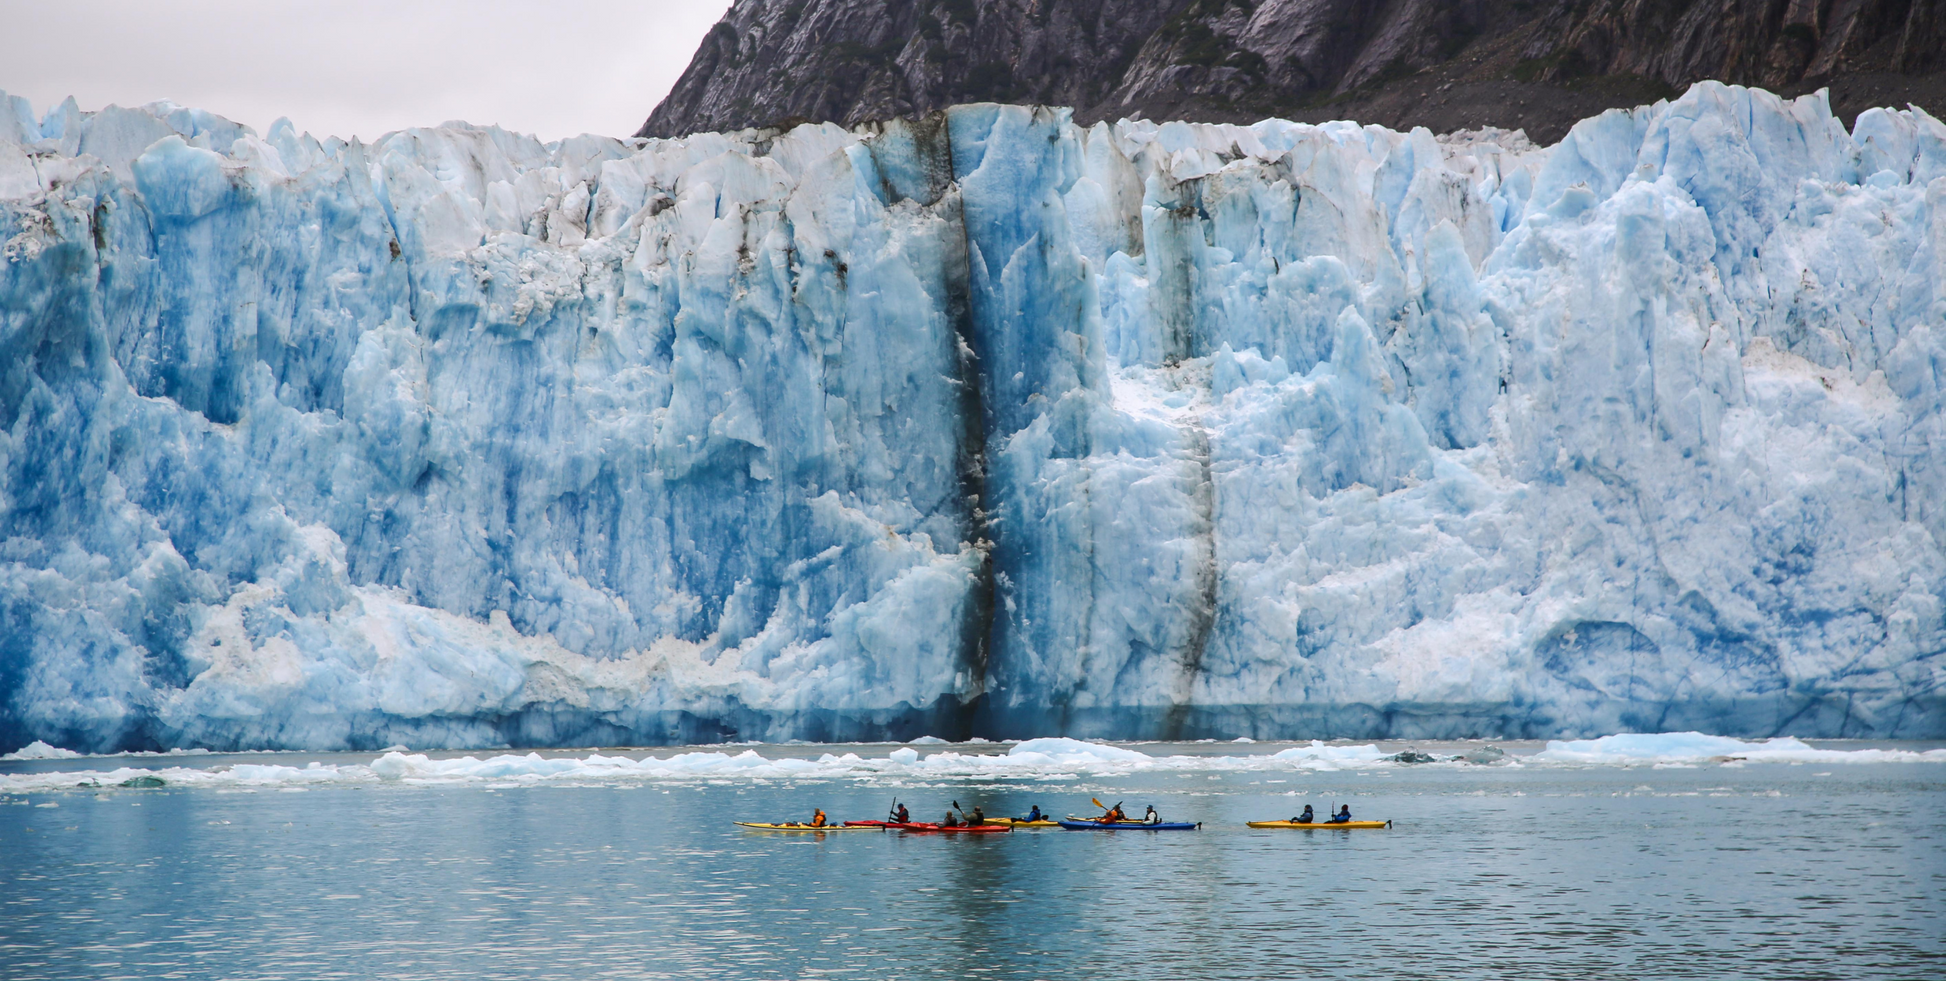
[1, 82, 1943, 751]
[2, 733, 1939, 796]
[1531, 731, 1945, 764]
[0, 740, 82, 760]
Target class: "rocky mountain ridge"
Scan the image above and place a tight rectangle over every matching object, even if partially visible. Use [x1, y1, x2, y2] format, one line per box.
[640, 0, 1946, 142]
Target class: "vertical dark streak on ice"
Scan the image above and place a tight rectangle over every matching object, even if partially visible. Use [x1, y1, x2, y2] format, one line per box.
[1151, 176, 1202, 366]
[1163, 411, 1219, 741]
[869, 112, 996, 735]
[1147, 173, 1218, 738]
[932, 115, 999, 735]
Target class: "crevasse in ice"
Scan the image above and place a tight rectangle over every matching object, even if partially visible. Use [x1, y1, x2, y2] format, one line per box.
[1, 82, 1942, 751]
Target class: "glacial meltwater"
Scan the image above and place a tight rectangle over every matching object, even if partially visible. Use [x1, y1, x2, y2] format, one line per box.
[3, 737, 1941, 980]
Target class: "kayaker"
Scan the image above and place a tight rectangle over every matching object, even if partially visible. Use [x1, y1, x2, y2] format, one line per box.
[968, 806, 986, 826]
[1293, 804, 1315, 824]
[1326, 804, 1351, 824]
[1142, 805, 1160, 825]
[1098, 803, 1127, 823]
[890, 803, 911, 824]
[1025, 805, 1045, 822]
[811, 809, 828, 828]
[942, 811, 961, 828]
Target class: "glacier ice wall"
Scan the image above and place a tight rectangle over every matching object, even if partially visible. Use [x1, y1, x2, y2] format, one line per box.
[2, 83, 1942, 751]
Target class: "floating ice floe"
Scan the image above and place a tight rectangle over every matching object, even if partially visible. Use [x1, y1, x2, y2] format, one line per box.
[0, 741, 83, 761]
[0, 743, 217, 761]
[3, 733, 1938, 795]
[1534, 731, 1946, 765]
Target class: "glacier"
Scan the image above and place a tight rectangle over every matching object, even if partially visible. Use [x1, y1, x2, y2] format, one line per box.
[2, 82, 1943, 752]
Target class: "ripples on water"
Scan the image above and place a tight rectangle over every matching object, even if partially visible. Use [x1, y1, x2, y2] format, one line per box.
[2, 743, 1940, 980]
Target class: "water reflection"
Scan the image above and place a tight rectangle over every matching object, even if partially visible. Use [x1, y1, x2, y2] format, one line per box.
[1, 761, 1939, 979]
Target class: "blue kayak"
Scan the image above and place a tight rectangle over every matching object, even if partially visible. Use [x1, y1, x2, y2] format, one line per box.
[1058, 820, 1200, 831]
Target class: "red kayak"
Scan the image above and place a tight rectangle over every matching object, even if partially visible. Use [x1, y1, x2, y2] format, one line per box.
[886, 821, 1011, 833]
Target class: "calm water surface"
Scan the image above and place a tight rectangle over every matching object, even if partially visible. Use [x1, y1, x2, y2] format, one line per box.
[2, 742, 1940, 980]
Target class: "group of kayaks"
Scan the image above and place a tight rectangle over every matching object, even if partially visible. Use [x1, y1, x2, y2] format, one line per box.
[736, 798, 1390, 833]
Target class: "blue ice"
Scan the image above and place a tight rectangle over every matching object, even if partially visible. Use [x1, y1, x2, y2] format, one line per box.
[1, 83, 1942, 751]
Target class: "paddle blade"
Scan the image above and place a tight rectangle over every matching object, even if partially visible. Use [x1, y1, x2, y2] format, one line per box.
[1091, 797, 1106, 811]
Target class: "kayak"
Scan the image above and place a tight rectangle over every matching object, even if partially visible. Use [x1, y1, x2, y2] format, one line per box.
[1057, 820, 1200, 831]
[842, 820, 893, 827]
[1246, 820, 1391, 829]
[887, 822, 1011, 834]
[990, 818, 1060, 828]
[734, 822, 878, 831]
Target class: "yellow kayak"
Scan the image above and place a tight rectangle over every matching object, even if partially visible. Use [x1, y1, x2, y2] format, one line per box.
[734, 822, 879, 831]
[990, 818, 1060, 828]
[1247, 820, 1391, 829]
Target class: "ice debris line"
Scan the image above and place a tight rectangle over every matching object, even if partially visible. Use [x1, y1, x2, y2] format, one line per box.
[3, 734, 1940, 796]
[2, 82, 1944, 753]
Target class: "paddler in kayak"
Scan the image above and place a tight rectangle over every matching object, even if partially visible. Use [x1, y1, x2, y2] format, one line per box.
[942, 810, 962, 828]
[968, 805, 986, 826]
[1325, 804, 1351, 824]
[1292, 804, 1315, 824]
[1095, 801, 1128, 823]
[1142, 805, 1160, 825]
[810, 808, 828, 828]
[889, 803, 911, 824]
[1024, 805, 1045, 823]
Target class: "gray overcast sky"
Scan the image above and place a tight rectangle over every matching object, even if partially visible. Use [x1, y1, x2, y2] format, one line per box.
[2, 0, 734, 142]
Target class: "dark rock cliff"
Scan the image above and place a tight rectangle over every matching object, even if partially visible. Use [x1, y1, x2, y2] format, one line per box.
[639, 0, 1946, 142]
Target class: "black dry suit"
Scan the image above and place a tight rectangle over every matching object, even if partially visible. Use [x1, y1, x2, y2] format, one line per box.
[1296, 806, 1314, 823]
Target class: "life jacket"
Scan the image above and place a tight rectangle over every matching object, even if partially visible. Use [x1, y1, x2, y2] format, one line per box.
[812, 810, 827, 827]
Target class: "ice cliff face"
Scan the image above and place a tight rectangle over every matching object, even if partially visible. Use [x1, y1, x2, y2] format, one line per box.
[3, 83, 1944, 751]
